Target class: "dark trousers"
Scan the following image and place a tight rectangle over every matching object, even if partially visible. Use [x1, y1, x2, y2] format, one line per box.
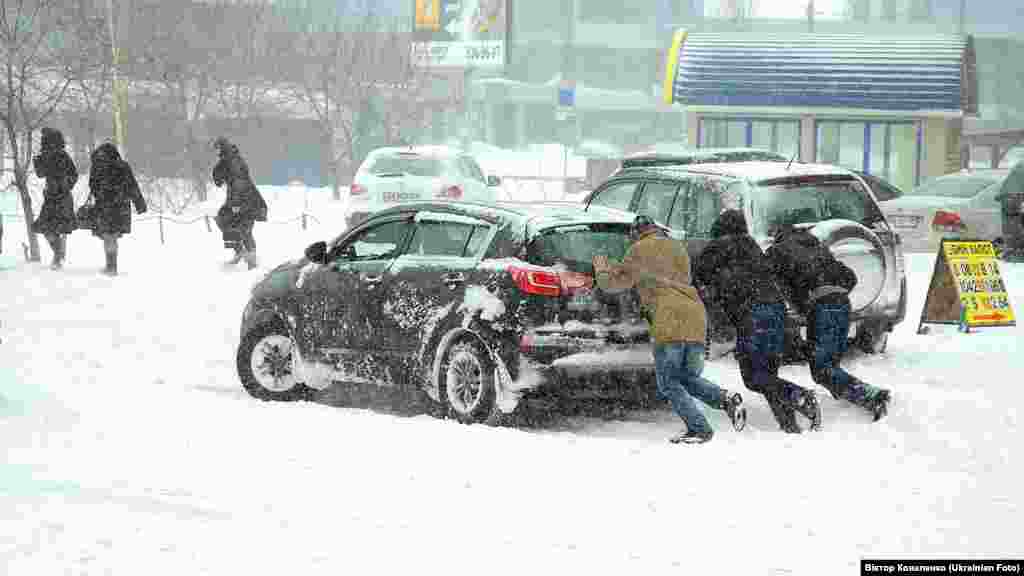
[735, 302, 807, 405]
[806, 294, 875, 405]
[218, 207, 256, 252]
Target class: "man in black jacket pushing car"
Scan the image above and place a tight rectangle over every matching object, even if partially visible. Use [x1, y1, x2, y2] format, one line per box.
[693, 210, 821, 433]
[766, 224, 891, 421]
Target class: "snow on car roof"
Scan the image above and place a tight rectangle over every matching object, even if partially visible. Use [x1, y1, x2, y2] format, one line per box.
[369, 145, 466, 158]
[668, 160, 857, 183]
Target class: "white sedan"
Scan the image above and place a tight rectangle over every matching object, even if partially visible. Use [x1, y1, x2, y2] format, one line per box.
[346, 145, 503, 229]
[879, 168, 1009, 252]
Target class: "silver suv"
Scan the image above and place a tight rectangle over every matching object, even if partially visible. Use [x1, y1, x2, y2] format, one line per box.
[585, 161, 907, 355]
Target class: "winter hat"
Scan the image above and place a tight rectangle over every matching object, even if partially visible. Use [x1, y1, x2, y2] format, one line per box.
[40, 127, 65, 151]
[710, 209, 748, 239]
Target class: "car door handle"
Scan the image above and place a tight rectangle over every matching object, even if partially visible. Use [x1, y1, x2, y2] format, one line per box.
[442, 272, 465, 284]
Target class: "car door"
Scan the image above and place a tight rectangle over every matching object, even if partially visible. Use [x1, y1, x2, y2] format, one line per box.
[379, 211, 495, 359]
[305, 216, 414, 381]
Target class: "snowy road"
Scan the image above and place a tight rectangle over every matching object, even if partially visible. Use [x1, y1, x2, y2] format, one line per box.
[1, 193, 1022, 574]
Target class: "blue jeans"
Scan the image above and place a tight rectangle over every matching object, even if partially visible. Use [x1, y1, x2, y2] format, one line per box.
[653, 342, 724, 435]
[807, 299, 873, 404]
[735, 303, 806, 404]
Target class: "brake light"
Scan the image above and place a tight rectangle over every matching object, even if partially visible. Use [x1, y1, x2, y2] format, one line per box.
[932, 210, 966, 233]
[350, 183, 367, 196]
[436, 185, 462, 199]
[509, 264, 561, 297]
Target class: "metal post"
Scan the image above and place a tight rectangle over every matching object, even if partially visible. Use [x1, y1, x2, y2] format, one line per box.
[158, 213, 165, 245]
[959, 0, 966, 34]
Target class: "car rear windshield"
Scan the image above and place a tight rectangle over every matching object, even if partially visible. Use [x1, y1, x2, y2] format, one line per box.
[527, 223, 632, 274]
[748, 176, 884, 238]
[366, 153, 445, 177]
[905, 175, 999, 199]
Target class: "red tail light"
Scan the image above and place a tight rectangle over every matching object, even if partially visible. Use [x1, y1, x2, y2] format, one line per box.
[509, 264, 561, 297]
[350, 183, 367, 196]
[436, 185, 462, 199]
[932, 210, 966, 232]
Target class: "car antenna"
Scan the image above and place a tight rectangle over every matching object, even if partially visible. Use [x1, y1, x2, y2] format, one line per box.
[786, 150, 798, 171]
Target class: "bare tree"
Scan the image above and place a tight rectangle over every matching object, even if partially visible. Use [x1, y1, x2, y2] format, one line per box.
[284, 9, 434, 200]
[0, 0, 96, 261]
[124, 0, 221, 202]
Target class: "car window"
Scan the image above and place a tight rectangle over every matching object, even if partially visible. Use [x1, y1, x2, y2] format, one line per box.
[463, 224, 492, 257]
[748, 178, 883, 238]
[459, 157, 486, 183]
[635, 181, 680, 225]
[589, 181, 639, 211]
[407, 220, 482, 257]
[527, 223, 632, 273]
[670, 177, 737, 238]
[338, 219, 412, 261]
[366, 153, 444, 177]
[906, 175, 1000, 199]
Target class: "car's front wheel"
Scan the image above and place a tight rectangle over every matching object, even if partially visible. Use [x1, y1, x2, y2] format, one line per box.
[237, 321, 312, 401]
[440, 339, 496, 424]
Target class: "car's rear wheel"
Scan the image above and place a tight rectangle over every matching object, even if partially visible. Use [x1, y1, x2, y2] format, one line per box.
[440, 339, 496, 424]
[237, 321, 312, 401]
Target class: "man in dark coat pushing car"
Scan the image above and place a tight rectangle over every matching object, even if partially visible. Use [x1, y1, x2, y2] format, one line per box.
[766, 224, 891, 421]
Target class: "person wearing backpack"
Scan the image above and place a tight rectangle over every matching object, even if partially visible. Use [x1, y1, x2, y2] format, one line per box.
[766, 224, 891, 421]
[85, 143, 147, 276]
[31, 127, 79, 270]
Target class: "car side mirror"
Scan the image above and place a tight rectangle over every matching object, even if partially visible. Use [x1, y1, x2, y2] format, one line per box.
[487, 175, 501, 187]
[304, 241, 327, 264]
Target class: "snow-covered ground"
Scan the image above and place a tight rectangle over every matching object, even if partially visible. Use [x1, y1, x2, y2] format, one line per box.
[2, 183, 1022, 575]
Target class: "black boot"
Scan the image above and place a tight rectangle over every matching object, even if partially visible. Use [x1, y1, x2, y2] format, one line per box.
[766, 392, 802, 434]
[46, 235, 62, 270]
[792, 388, 823, 431]
[720, 390, 747, 431]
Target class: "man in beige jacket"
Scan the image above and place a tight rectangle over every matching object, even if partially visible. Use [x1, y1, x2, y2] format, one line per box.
[594, 215, 746, 444]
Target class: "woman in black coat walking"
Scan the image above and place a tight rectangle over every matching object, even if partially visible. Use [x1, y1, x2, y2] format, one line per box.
[32, 127, 79, 269]
[212, 137, 266, 269]
[85, 143, 147, 276]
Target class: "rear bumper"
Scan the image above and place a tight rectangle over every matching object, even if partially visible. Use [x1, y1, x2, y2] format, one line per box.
[513, 346, 659, 408]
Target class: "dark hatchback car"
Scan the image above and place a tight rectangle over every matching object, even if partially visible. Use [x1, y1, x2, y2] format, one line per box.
[237, 201, 661, 424]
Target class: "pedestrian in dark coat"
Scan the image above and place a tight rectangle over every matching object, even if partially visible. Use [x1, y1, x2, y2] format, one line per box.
[692, 209, 821, 433]
[85, 143, 147, 276]
[766, 225, 891, 420]
[31, 127, 78, 269]
[594, 215, 746, 443]
[212, 137, 266, 269]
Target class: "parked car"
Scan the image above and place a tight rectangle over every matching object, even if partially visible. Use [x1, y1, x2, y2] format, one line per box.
[346, 145, 502, 230]
[238, 200, 663, 424]
[585, 161, 907, 354]
[853, 170, 905, 202]
[617, 147, 790, 174]
[879, 168, 1010, 253]
[578, 147, 791, 204]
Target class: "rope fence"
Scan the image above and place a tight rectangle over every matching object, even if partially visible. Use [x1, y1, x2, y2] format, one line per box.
[0, 210, 322, 245]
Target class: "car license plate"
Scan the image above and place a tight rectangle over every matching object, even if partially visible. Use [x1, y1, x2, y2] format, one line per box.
[568, 289, 594, 310]
[890, 215, 922, 229]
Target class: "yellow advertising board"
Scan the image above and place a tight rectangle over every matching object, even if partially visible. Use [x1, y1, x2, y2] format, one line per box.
[917, 239, 1016, 334]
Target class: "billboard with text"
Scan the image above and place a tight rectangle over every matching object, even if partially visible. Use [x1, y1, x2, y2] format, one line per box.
[411, 0, 508, 69]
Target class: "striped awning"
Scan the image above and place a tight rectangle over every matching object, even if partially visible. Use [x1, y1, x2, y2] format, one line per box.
[663, 32, 977, 115]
